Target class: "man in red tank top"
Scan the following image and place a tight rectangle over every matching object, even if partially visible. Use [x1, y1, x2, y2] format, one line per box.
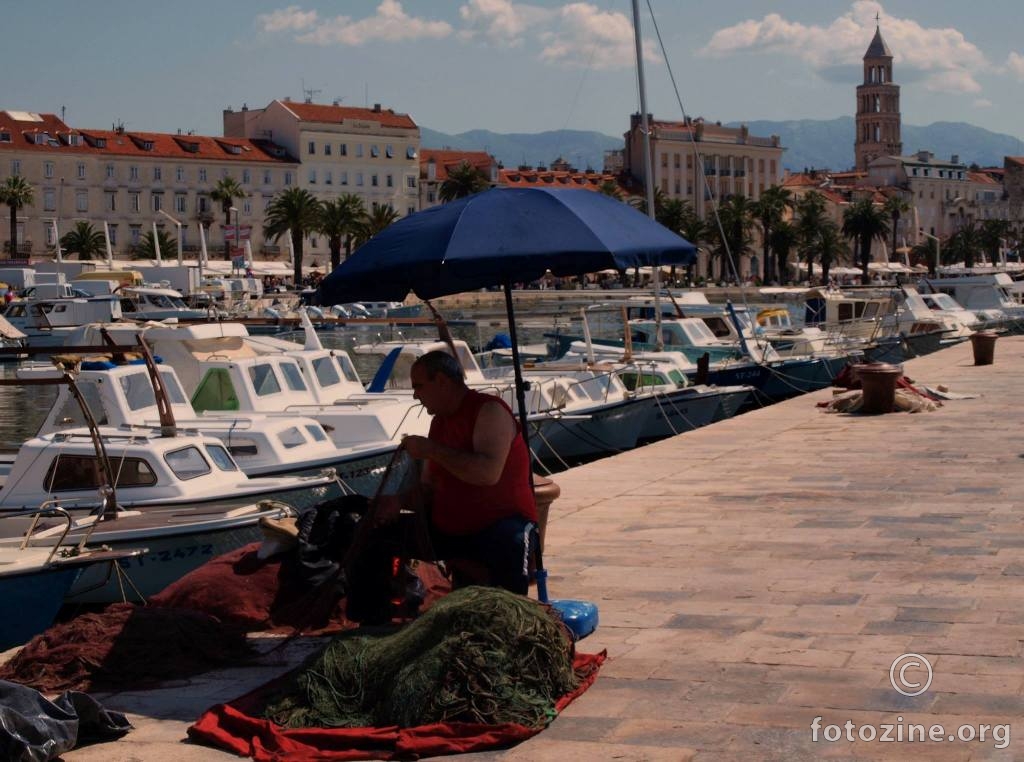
[402, 350, 538, 594]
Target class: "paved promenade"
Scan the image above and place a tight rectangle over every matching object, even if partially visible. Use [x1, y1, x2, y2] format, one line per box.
[64, 335, 1022, 760]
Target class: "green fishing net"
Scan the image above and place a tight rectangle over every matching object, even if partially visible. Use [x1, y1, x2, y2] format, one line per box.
[263, 585, 579, 729]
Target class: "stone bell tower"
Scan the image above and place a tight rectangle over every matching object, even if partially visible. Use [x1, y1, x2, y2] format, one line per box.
[855, 21, 902, 171]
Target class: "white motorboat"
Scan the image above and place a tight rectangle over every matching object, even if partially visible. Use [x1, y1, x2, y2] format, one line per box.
[0, 505, 144, 647]
[62, 320, 431, 495]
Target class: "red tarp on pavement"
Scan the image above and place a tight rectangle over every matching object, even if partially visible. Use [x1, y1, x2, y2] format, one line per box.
[188, 650, 606, 761]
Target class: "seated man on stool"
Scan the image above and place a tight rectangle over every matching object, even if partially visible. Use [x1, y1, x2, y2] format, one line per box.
[402, 350, 538, 594]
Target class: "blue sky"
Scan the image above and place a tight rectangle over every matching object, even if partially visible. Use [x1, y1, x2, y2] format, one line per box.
[5, 1, 1022, 141]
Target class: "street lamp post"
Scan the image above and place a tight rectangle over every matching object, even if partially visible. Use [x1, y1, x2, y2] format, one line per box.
[157, 209, 183, 266]
[229, 206, 239, 274]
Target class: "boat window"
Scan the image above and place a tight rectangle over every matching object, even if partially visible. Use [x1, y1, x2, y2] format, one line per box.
[862, 303, 880, 319]
[305, 424, 328, 442]
[312, 356, 341, 387]
[279, 362, 307, 392]
[667, 369, 687, 387]
[150, 294, 176, 308]
[157, 369, 189, 405]
[119, 298, 136, 312]
[6, 305, 25, 317]
[50, 384, 108, 428]
[335, 354, 361, 383]
[838, 303, 853, 321]
[248, 364, 282, 396]
[702, 317, 732, 338]
[205, 443, 238, 471]
[165, 446, 211, 480]
[192, 368, 240, 412]
[119, 372, 157, 411]
[278, 426, 306, 449]
[44, 454, 156, 491]
[226, 437, 258, 457]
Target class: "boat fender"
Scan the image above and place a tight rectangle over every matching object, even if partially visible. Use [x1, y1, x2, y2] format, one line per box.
[262, 307, 281, 319]
[306, 306, 325, 319]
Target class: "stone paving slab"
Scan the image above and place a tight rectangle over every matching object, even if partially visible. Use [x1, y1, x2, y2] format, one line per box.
[55, 335, 1024, 759]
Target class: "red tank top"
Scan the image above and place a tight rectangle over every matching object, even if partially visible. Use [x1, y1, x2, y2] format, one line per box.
[428, 389, 537, 536]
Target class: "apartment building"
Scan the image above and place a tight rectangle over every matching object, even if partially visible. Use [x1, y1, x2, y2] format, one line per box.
[622, 113, 784, 216]
[866, 151, 1006, 239]
[0, 109, 297, 260]
[224, 100, 420, 259]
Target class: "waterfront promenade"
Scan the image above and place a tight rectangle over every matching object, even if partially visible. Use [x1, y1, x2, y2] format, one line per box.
[59, 335, 1022, 760]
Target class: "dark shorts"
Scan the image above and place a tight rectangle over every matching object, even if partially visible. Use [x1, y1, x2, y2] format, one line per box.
[431, 516, 537, 595]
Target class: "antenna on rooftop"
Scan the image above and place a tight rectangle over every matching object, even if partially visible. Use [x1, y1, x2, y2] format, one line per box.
[301, 78, 322, 104]
[332, 96, 345, 106]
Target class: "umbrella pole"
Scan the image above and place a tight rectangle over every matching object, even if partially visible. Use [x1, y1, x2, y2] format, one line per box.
[503, 280, 534, 489]
[503, 281, 548, 602]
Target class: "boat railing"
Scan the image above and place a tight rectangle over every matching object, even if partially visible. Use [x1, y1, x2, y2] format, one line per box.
[13, 503, 75, 562]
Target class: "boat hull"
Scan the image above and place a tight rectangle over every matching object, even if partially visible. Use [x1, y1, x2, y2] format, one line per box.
[0, 564, 82, 649]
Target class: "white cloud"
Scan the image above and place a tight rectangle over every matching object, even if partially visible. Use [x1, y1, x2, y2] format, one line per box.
[263, 1, 451, 46]
[974, 98, 993, 108]
[458, 0, 553, 45]
[1006, 52, 1024, 80]
[700, 1, 989, 95]
[257, 6, 318, 33]
[457, 1, 644, 69]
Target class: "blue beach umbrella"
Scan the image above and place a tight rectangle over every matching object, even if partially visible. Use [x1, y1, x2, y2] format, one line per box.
[318, 186, 696, 453]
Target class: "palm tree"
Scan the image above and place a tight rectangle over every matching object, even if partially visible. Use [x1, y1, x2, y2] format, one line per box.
[794, 191, 828, 284]
[677, 200, 709, 285]
[598, 180, 624, 201]
[946, 221, 984, 268]
[210, 177, 247, 260]
[753, 185, 793, 283]
[910, 238, 939, 276]
[439, 161, 490, 202]
[979, 219, 1011, 267]
[882, 193, 911, 264]
[768, 220, 798, 284]
[354, 203, 402, 247]
[842, 197, 889, 285]
[134, 228, 178, 261]
[709, 195, 755, 283]
[318, 194, 367, 270]
[0, 175, 34, 258]
[817, 219, 850, 285]
[60, 221, 106, 261]
[264, 188, 323, 285]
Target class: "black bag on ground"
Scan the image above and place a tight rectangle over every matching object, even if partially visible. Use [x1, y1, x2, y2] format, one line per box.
[0, 679, 131, 762]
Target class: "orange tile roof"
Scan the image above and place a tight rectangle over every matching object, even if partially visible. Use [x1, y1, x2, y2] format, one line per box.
[420, 149, 494, 181]
[1006, 156, 1024, 167]
[967, 171, 999, 184]
[279, 101, 417, 130]
[0, 109, 294, 163]
[498, 167, 627, 194]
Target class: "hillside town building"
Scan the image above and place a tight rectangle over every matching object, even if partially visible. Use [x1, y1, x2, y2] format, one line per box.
[855, 23, 902, 172]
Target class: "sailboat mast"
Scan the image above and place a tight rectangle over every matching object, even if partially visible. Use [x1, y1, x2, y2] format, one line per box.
[631, 0, 663, 349]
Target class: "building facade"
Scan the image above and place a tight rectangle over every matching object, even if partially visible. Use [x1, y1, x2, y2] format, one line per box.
[622, 113, 784, 280]
[224, 100, 420, 260]
[855, 25, 902, 172]
[866, 151, 1005, 240]
[0, 109, 296, 261]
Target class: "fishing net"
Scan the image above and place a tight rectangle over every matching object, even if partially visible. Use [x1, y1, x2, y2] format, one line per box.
[262, 585, 578, 730]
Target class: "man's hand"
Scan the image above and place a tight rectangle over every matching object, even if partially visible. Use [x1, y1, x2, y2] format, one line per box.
[402, 435, 432, 460]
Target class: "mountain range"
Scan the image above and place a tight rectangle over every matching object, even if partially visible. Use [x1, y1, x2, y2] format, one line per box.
[421, 119, 1024, 176]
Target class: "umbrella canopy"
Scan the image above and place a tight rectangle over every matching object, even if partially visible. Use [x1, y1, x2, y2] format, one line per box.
[317, 187, 696, 305]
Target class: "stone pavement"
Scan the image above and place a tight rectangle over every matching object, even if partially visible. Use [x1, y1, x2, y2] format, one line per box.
[62, 335, 1022, 760]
